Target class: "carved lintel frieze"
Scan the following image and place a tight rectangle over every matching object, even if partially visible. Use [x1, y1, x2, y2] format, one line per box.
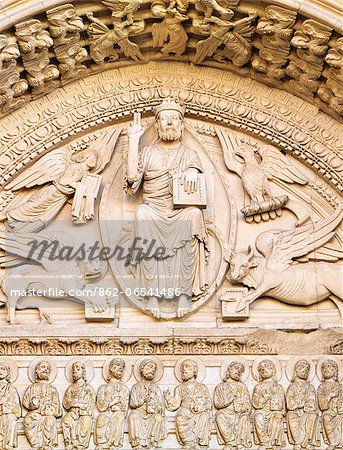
[0, 336, 276, 355]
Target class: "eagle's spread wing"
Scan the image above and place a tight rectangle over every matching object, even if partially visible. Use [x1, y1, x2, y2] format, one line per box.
[216, 127, 244, 176]
[259, 145, 309, 185]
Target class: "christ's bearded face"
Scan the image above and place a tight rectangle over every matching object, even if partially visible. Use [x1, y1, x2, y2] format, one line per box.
[156, 110, 183, 142]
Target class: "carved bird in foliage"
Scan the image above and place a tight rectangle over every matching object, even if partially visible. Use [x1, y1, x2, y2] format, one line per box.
[194, 13, 256, 66]
[87, 12, 145, 64]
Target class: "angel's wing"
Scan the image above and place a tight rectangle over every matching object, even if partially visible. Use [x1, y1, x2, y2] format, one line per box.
[118, 37, 144, 61]
[193, 35, 221, 64]
[88, 19, 111, 43]
[233, 14, 256, 39]
[216, 127, 244, 176]
[259, 145, 308, 185]
[257, 206, 343, 271]
[152, 22, 169, 48]
[5, 147, 71, 191]
[84, 127, 122, 174]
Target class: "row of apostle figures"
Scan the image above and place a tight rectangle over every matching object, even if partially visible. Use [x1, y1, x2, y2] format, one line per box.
[0, 357, 342, 450]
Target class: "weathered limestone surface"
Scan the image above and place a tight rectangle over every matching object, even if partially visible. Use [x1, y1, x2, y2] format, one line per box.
[0, 0, 342, 449]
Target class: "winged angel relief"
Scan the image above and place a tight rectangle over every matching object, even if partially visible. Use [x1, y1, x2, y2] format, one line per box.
[0, 128, 121, 230]
[0, 128, 122, 323]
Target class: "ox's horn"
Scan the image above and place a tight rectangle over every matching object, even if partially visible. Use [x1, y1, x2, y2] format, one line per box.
[246, 245, 254, 258]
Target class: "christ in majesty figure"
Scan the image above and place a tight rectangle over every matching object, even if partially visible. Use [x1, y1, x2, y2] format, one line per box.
[124, 98, 209, 318]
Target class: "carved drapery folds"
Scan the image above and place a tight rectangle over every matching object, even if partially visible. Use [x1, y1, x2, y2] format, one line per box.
[0, 0, 341, 120]
[0, 356, 341, 449]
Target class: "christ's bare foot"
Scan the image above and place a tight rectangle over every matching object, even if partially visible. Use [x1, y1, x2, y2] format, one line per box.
[146, 296, 161, 318]
[177, 294, 191, 318]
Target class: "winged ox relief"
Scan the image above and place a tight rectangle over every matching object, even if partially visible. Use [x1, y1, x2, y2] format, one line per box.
[227, 200, 343, 316]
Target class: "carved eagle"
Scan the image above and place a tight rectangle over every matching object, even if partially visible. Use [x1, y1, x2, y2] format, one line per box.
[216, 127, 308, 204]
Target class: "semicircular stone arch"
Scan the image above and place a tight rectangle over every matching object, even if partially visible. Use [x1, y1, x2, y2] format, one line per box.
[0, 62, 342, 193]
[0, 0, 342, 123]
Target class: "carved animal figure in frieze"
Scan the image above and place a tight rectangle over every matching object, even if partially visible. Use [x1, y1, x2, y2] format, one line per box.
[217, 127, 309, 222]
[227, 207, 343, 315]
[0, 231, 108, 324]
[193, 12, 256, 66]
[87, 0, 145, 64]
